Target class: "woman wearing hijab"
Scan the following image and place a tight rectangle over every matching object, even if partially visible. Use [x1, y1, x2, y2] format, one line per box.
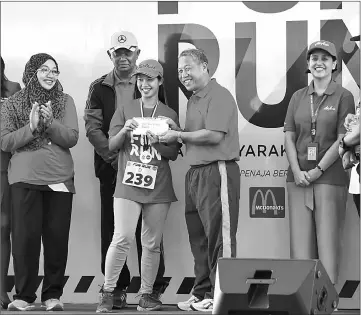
[1, 53, 79, 311]
[0, 56, 21, 309]
[284, 40, 355, 287]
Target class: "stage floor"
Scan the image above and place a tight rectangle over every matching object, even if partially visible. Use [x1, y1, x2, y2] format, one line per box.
[1, 304, 360, 314]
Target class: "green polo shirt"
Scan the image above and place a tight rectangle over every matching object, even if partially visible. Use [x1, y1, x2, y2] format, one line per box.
[284, 80, 355, 186]
[184, 78, 240, 166]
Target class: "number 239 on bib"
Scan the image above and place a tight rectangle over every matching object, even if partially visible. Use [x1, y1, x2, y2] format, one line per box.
[122, 161, 158, 190]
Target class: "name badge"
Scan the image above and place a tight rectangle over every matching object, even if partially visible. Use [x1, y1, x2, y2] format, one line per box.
[133, 117, 169, 136]
[307, 142, 318, 161]
[122, 161, 158, 190]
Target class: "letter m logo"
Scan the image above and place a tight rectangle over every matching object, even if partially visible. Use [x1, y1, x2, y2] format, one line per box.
[249, 187, 285, 218]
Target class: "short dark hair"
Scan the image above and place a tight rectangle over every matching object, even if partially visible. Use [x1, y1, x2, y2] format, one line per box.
[179, 48, 209, 68]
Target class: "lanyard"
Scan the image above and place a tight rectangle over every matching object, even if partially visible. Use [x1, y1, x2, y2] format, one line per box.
[310, 94, 327, 142]
[139, 99, 158, 118]
[139, 99, 158, 151]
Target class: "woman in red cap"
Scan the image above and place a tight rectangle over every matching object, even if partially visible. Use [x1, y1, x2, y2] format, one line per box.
[96, 59, 180, 313]
[284, 40, 355, 287]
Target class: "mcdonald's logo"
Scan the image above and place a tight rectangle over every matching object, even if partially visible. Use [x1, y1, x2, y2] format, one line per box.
[249, 187, 285, 218]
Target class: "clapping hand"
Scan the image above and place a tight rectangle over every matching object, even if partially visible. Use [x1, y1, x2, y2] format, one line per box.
[29, 102, 40, 132]
[40, 101, 53, 128]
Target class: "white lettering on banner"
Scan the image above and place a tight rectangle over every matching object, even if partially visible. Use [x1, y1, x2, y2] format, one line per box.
[240, 170, 288, 177]
[240, 145, 286, 157]
[255, 205, 284, 211]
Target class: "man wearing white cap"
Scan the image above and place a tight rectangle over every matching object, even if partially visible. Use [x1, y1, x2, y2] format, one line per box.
[84, 30, 167, 309]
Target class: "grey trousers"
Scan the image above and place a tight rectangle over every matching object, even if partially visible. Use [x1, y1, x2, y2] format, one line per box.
[287, 182, 347, 284]
[104, 198, 170, 294]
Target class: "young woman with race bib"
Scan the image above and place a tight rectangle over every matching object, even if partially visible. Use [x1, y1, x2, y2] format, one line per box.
[96, 59, 180, 313]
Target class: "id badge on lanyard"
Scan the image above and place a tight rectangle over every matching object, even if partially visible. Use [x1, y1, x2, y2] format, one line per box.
[307, 94, 326, 161]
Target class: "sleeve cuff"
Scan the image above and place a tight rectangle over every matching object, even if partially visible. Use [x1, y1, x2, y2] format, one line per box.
[283, 127, 295, 132]
[45, 119, 60, 134]
[109, 126, 123, 138]
[27, 124, 37, 139]
[205, 126, 228, 133]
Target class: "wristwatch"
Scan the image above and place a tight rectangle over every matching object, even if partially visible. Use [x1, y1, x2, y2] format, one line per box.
[316, 164, 324, 174]
[177, 131, 183, 144]
[339, 136, 350, 151]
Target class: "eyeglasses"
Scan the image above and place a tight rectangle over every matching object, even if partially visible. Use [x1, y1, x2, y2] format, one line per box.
[37, 67, 60, 77]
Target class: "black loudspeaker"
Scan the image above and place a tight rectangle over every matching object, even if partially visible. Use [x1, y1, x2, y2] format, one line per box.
[213, 258, 339, 315]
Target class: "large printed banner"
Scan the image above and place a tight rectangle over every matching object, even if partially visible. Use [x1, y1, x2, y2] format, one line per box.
[1, 1, 360, 308]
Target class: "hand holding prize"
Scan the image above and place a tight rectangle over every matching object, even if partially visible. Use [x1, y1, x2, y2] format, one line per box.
[132, 117, 169, 136]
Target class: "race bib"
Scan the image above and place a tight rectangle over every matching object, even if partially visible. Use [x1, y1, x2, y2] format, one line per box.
[122, 161, 158, 190]
[133, 117, 169, 136]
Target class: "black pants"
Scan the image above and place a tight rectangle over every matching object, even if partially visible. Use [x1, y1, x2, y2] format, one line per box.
[0, 172, 11, 297]
[10, 185, 73, 303]
[185, 161, 240, 300]
[99, 176, 166, 292]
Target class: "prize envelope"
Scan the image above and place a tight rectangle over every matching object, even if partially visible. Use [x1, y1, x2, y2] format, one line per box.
[133, 117, 169, 136]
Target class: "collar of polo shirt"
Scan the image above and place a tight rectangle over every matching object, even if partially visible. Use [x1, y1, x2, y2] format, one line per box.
[307, 79, 338, 96]
[193, 78, 217, 98]
[112, 69, 137, 85]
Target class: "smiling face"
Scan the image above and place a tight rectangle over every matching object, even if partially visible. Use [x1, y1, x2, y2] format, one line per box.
[178, 55, 208, 93]
[307, 49, 337, 80]
[36, 59, 58, 90]
[136, 74, 162, 100]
